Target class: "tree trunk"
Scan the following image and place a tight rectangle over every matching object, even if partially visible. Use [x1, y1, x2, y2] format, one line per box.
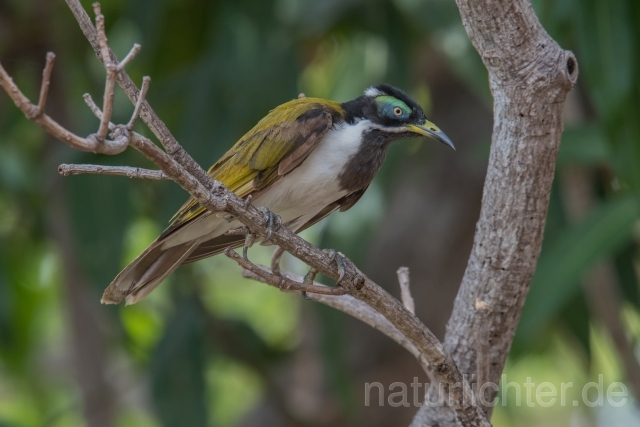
[413, 0, 578, 425]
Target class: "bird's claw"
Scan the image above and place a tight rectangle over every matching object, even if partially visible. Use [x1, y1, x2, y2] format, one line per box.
[323, 249, 347, 284]
[257, 207, 282, 244]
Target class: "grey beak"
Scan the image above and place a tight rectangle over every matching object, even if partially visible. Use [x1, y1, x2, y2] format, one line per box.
[423, 126, 455, 150]
[405, 122, 456, 150]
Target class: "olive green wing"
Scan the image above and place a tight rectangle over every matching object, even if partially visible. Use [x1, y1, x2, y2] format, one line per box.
[162, 97, 342, 238]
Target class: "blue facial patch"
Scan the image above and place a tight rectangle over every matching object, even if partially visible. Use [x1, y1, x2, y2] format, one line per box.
[375, 95, 411, 120]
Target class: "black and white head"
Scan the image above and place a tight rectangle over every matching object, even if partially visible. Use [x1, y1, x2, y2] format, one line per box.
[341, 83, 454, 149]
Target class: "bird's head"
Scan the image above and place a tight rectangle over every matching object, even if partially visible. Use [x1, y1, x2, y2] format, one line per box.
[342, 83, 454, 150]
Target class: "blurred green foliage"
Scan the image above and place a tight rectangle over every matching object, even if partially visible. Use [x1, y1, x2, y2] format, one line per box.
[2, 0, 640, 426]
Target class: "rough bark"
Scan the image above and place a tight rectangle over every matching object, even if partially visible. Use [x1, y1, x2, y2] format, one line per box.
[412, 0, 578, 425]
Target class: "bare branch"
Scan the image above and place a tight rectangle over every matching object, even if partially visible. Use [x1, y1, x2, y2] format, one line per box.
[35, 52, 55, 117]
[83, 93, 116, 133]
[271, 246, 285, 276]
[118, 44, 141, 71]
[65, 0, 216, 189]
[0, 58, 127, 154]
[397, 266, 414, 315]
[93, 3, 118, 141]
[128, 76, 150, 130]
[58, 164, 167, 180]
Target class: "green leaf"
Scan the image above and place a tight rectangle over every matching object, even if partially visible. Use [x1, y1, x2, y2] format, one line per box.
[518, 195, 640, 340]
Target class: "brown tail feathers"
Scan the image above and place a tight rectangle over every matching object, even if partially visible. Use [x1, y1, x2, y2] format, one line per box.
[102, 230, 246, 305]
[101, 240, 198, 305]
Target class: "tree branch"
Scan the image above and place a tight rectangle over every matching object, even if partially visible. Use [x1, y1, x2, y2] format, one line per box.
[64, 0, 214, 189]
[0, 53, 128, 154]
[397, 266, 415, 315]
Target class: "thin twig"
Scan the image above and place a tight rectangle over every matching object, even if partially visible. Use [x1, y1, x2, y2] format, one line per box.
[83, 93, 113, 128]
[397, 266, 415, 314]
[0, 57, 128, 154]
[58, 164, 167, 180]
[271, 246, 285, 276]
[118, 44, 141, 70]
[35, 52, 56, 117]
[128, 76, 150, 130]
[65, 0, 216, 189]
[93, 3, 114, 141]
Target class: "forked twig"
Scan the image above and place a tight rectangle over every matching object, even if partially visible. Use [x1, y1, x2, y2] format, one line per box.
[397, 266, 415, 314]
[65, 0, 216, 189]
[128, 76, 150, 130]
[34, 52, 56, 118]
[0, 5, 147, 155]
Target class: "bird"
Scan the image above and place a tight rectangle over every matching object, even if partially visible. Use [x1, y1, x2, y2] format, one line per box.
[102, 83, 454, 305]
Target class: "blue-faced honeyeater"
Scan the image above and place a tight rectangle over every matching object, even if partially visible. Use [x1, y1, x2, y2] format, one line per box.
[102, 84, 454, 304]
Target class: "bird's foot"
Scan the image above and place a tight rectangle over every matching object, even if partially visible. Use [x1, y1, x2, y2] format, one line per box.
[257, 207, 282, 244]
[243, 233, 256, 262]
[323, 249, 347, 284]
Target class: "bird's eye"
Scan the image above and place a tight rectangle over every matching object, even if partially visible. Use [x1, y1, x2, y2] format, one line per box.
[393, 107, 403, 116]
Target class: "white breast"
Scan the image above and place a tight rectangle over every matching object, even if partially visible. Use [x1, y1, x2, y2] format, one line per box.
[253, 119, 371, 228]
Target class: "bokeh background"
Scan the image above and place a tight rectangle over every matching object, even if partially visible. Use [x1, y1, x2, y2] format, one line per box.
[1, 0, 640, 426]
